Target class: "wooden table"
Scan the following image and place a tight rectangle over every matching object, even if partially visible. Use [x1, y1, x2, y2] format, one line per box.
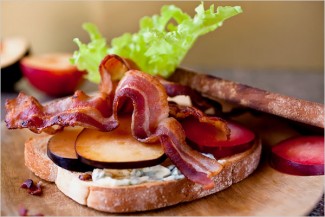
[1, 70, 324, 216]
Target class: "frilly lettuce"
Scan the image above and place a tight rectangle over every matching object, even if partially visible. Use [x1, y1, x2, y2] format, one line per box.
[71, 2, 242, 83]
[70, 24, 109, 83]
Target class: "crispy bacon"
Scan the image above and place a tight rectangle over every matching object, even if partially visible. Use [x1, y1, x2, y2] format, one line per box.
[157, 118, 223, 189]
[99, 54, 130, 94]
[5, 91, 117, 134]
[114, 70, 169, 140]
[20, 179, 43, 196]
[98, 54, 221, 115]
[5, 54, 229, 188]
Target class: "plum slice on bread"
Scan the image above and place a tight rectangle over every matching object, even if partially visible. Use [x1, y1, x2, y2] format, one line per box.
[75, 115, 167, 169]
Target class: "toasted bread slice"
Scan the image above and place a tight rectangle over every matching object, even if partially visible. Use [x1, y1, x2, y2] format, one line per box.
[171, 68, 324, 129]
[24, 134, 261, 213]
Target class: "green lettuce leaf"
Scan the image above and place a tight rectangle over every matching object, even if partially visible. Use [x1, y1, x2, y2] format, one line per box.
[71, 2, 242, 83]
[70, 23, 109, 83]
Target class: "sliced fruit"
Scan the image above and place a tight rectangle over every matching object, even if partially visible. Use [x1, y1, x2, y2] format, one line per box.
[47, 127, 94, 172]
[1, 37, 30, 92]
[270, 136, 324, 176]
[76, 116, 166, 169]
[182, 118, 255, 158]
[20, 53, 85, 96]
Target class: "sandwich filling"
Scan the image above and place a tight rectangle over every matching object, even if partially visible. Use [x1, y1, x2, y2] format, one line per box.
[5, 55, 230, 189]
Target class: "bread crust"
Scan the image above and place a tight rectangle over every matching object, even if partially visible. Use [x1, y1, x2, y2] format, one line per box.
[24, 135, 261, 213]
[24, 136, 58, 182]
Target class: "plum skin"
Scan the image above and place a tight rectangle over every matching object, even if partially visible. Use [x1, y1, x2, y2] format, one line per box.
[77, 153, 167, 170]
[47, 146, 94, 172]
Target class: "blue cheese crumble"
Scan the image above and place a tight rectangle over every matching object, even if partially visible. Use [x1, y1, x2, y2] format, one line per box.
[90, 153, 221, 186]
[92, 165, 185, 186]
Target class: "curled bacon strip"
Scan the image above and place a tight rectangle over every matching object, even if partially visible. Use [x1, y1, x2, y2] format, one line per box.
[99, 55, 222, 115]
[99, 54, 222, 115]
[99, 54, 131, 94]
[5, 54, 226, 188]
[157, 118, 223, 189]
[114, 70, 169, 140]
[5, 91, 117, 134]
[114, 71, 224, 188]
[113, 70, 223, 188]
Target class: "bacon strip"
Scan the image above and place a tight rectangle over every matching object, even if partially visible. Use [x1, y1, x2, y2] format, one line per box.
[98, 55, 221, 116]
[99, 54, 131, 94]
[113, 71, 223, 188]
[5, 91, 117, 134]
[114, 70, 169, 140]
[157, 118, 223, 189]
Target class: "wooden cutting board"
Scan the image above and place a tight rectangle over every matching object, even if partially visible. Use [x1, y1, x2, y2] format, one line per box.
[1, 110, 323, 216]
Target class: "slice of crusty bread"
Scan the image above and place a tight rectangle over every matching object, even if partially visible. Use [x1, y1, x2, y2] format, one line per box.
[171, 68, 324, 129]
[24, 135, 261, 213]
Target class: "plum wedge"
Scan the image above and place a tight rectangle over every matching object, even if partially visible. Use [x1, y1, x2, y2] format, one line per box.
[75, 116, 166, 169]
[47, 127, 94, 172]
[270, 136, 324, 176]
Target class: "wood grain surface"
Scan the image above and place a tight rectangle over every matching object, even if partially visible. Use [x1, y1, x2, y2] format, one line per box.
[1, 110, 324, 216]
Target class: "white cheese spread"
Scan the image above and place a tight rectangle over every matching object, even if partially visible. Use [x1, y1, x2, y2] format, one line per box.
[90, 153, 225, 187]
[92, 165, 185, 186]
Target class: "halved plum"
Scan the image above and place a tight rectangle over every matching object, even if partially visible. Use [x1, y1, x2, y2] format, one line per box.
[20, 53, 85, 97]
[270, 136, 324, 176]
[47, 127, 94, 172]
[181, 118, 256, 158]
[76, 116, 166, 169]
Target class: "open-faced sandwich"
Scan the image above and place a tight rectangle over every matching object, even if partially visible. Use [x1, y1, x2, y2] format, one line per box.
[4, 2, 323, 214]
